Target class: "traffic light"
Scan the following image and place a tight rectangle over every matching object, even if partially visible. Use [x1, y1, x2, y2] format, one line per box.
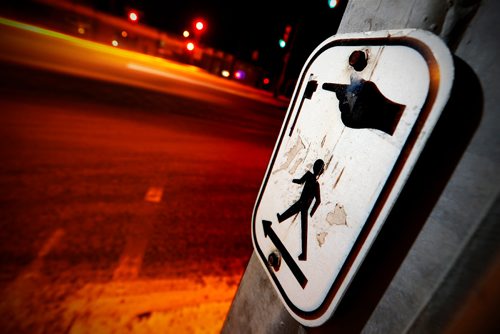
[328, 0, 338, 9]
[128, 10, 139, 23]
[279, 24, 292, 48]
[194, 19, 205, 32]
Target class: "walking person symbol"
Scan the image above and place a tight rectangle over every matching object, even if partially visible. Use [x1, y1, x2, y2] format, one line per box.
[277, 159, 324, 261]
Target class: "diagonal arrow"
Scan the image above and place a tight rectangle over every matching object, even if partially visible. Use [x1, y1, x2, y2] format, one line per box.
[263, 220, 308, 288]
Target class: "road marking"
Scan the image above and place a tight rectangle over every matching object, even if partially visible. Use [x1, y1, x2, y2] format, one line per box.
[115, 189, 162, 280]
[112, 253, 145, 281]
[144, 186, 163, 203]
[113, 222, 153, 281]
[37, 228, 65, 258]
[0, 228, 66, 325]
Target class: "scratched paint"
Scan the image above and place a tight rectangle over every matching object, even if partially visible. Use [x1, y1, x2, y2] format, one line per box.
[273, 135, 305, 175]
[324, 155, 334, 173]
[331, 161, 339, 174]
[326, 203, 347, 226]
[333, 167, 345, 189]
[290, 157, 304, 175]
[316, 232, 328, 247]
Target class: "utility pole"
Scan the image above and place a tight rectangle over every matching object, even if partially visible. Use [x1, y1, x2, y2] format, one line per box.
[274, 24, 297, 98]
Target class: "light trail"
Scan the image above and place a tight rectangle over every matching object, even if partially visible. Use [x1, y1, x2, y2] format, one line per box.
[0, 17, 287, 107]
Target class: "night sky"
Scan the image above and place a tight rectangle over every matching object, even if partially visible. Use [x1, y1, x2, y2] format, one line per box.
[93, 0, 348, 81]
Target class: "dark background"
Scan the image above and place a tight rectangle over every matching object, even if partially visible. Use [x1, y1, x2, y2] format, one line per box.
[91, 0, 348, 83]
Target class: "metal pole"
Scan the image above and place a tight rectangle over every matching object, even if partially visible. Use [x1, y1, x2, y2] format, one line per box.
[274, 24, 298, 98]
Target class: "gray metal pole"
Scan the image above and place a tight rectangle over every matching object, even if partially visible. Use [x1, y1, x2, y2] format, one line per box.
[222, 0, 499, 332]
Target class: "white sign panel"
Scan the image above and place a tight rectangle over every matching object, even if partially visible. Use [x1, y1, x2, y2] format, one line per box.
[252, 29, 454, 327]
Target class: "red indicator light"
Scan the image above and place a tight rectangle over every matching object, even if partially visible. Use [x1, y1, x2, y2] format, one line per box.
[128, 11, 139, 22]
[195, 21, 204, 31]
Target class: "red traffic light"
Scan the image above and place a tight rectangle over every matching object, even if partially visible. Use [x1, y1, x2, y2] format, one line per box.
[279, 24, 292, 48]
[283, 24, 292, 43]
[128, 10, 139, 22]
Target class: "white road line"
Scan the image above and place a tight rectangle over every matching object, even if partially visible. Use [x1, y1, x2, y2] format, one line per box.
[37, 228, 65, 258]
[112, 235, 149, 281]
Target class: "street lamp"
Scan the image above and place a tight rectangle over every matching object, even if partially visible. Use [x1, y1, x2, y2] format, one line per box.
[186, 42, 195, 51]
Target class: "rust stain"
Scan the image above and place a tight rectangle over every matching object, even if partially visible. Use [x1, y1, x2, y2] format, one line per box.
[324, 155, 333, 174]
[333, 167, 345, 189]
[367, 46, 384, 81]
[326, 203, 347, 226]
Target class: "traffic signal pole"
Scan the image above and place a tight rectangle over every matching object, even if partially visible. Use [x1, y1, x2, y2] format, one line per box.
[274, 24, 296, 98]
[223, 0, 499, 332]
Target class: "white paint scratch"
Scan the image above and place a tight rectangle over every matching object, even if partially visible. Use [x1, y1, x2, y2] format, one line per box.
[273, 136, 305, 174]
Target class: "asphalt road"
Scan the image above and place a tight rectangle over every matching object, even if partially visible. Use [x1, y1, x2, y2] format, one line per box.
[0, 18, 287, 333]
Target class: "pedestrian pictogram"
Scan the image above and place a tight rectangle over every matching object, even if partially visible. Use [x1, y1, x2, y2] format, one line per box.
[252, 29, 454, 327]
[277, 158, 324, 262]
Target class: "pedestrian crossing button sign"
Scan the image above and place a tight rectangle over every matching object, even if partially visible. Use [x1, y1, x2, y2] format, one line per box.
[252, 29, 454, 327]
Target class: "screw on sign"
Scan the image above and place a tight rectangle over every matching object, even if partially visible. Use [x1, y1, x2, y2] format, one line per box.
[252, 29, 454, 327]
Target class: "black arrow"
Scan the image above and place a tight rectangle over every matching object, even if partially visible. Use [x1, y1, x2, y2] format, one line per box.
[263, 220, 308, 288]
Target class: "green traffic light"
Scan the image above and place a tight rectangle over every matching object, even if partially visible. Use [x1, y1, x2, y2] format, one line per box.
[328, 0, 338, 8]
[279, 39, 286, 48]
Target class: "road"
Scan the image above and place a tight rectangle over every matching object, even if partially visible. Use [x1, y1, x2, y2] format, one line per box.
[0, 18, 287, 333]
